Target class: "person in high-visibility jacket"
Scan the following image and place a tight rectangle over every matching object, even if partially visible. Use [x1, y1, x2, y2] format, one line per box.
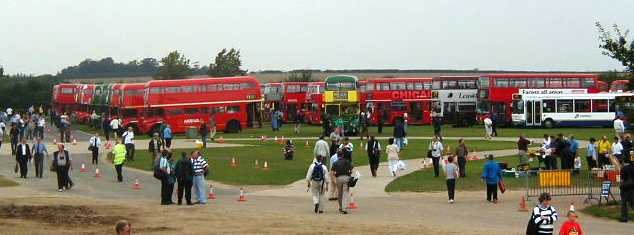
[112, 139, 127, 182]
[597, 135, 612, 168]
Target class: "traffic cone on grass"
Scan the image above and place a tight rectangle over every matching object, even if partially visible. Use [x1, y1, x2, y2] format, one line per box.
[261, 135, 266, 142]
[132, 178, 141, 190]
[230, 157, 238, 168]
[79, 162, 88, 173]
[255, 160, 260, 169]
[218, 136, 225, 144]
[94, 168, 101, 178]
[263, 161, 269, 170]
[348, 192, 358, 209]
[518, 196, 529, 212]
[208, 185, 216, 200]
[305, 140, 310, 147]
[237, 188, 247, 202]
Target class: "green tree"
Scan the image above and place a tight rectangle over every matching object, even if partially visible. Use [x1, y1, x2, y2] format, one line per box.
[207, 48, 247, 77]
[596, 22, 634, 72]
[285, 70, 314, 82]
[0, 65, 4, 78]
[154, 50, 192, 80]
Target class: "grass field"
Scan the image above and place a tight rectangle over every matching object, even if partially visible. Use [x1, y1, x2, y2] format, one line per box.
[78, 122, 617, 141]
[582, 202, 633, 222]
[386, 149, 595, 193]
[125, 139, 517, 185]
[0, 175, 18, 187]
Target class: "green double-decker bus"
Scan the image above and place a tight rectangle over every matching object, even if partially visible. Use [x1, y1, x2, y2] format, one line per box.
[324, 75, 360, 135]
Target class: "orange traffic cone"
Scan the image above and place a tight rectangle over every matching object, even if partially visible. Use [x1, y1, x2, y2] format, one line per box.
[261, 135, 266, 142]
[348, 192, 358, 209]
[279, 136, 285, 144]
[255, 160, 260, 169]
[230, 157, 237, 168]
[218, 136, 225, 144]
[237, 188, 247, 202]
[518, 196, 529, 212]
[208, 185, 216, 200]
[94, 168, 101, 178]
[569, 202, 575, 212]
[132, 178, 141, 190]
[274, 136, 278, 142]
[263, 161, 269, 170]
[72, 136, 77, 145]
[80, 162, 88, 173]
[305, 140, 310, 147]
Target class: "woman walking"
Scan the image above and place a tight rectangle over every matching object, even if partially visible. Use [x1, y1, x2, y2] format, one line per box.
[529, 192, 558, 235]
[481, 154, 501, 203]
[586, 138, 598, 170]
[386, 138, 400, 177]
[365, 136, 381, 177]
[429, 136, 444, 177]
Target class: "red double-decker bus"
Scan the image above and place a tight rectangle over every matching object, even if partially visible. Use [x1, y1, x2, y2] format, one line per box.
[361, 78, 434, 125]
[281, 82, 309, 122]
[116, 83, 145, 131]
[76, 84, 95, 123]
[52, 84, 80, 114]
[610, 79, 630, 92]
[477, 74, 603, 125]
[303, 82, 325, 124]
[140, 76, 262, 135]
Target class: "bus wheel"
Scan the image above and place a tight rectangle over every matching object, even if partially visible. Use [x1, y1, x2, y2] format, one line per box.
[543, 119, 554, 129]
[225, 120, 241, 133]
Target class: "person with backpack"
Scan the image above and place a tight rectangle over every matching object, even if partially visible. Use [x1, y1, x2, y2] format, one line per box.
[527, 192, 558, 235]
[112, 139, 127, 182]
[306, 155, 330, 213]
[175, 152, 194, 205]
[365, 135, 381, 177]
[52, 144, 73, 192]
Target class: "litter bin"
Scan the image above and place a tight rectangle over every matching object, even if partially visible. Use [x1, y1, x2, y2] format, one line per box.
[186, 126, 199, 139]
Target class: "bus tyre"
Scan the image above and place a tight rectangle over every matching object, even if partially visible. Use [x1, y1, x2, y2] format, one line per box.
[225, 120, 241, 133]
[543, 119, 554, 129]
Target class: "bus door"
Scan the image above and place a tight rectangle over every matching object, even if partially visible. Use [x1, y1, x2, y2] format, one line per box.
[525, 100, 542, 126]
[247, 103, 258, 128]
[409, 102, 423, 123]
[286, 102, 298, 122]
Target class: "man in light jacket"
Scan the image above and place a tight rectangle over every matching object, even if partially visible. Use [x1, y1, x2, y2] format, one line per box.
[615, 116, 626, 138]
[306, 155, 329, 214]
[313, 135, 330, 162]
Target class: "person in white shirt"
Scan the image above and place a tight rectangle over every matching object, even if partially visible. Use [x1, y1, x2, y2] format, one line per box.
[429, 136, 444, 177]
[89, 133, 102, 165]
[313, 135, 330, 162]
[386, 138, 400, 177]
[484, 117, 493, 140]
[328, 151, 341, 201]
[122, 127, 135, 161]
[614, 116, 626, 138]
[110, 118, 120, 139]
[612, 136, 624, 163]
[36, 116, 45, 139]
[306, 155, 330, 214]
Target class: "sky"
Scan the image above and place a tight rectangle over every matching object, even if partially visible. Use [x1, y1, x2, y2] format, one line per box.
[1, 0, 633, 75]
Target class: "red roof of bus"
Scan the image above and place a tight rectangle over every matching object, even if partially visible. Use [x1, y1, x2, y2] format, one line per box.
[121, 83, 145, 108]
[145, 76, 261, 107]
[485, 74, 599, 78]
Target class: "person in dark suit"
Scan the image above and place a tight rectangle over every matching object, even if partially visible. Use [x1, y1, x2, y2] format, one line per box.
[16, 138, 31, 178]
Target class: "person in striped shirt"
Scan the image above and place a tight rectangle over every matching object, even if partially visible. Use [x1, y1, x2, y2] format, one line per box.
[531, 193, 559, 235]
[191, 151, 209, 204]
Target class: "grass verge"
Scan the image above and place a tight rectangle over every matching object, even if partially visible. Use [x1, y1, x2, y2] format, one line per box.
[582, 202, 633, 222]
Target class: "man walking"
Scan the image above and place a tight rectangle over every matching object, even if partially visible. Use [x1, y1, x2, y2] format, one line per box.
[615, 116, 626, 138]
[163, 124, 173, 149]
[32, 137, 48, 178]
[331, 151, 353, 214]
[112, 139, 127, 182]
[122, 127, 135, 161]
[620, 156, 634, 222]
[393, 119, 406, 150]
[313, 135, 330, 162]
[148, 132, 163, 161]
[429, 136, 444, 177]
[53, 144, 73, 192]
[36, 115, 45, 140]
[175, 152, 194, 205]
[455, 138, 468, 177]
[110, 117, 120, 139]
[102, 115, 111, 142]
[199, 122, 209, 148]
[306, 155, 329, 213]
[16, 139, 31, 178]
[328, 150, 341, 201]
[191, 151, 209, 204]
[89, 133, 102, 165]
[517, 134, 531, 170]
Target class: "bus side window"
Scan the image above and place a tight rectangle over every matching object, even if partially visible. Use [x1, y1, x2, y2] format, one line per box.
[227, 106, 240, 114]
[608, 99, 616, 112]
[543, 100, 556, 113]
[574, 99, 591, 112]
[556, 100, 573, 113]
[592, 99, 608, 112]
[184, 108, 198, 115]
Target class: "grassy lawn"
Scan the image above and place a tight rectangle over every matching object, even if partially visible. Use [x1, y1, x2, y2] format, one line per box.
[77, 122, 616, 141]
[125, 139, 516, 185]
[0, 175, 18, 187]
[386, 149, 595, 193]
[582, 202, 633, 222]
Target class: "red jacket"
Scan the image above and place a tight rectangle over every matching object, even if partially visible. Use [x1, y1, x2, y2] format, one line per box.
[559, 221, 583, 235]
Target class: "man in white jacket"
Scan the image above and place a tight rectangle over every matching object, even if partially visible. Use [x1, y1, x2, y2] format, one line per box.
[306, 155, 329, 214]
[614, 116, 626, 138]
[313, 135, 330, 162]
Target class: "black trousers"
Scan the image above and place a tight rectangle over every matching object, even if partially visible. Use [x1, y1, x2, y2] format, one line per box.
[125, 143, 135, 161]
[160, 177, 174, 204]
[622, 189, 634, 221]
[11, 138, 18, 155]
[586, 156, 597, 170]
[544, 156, 557, 170]
[432, 157, 440, 177]
[486, 183, 498, 201]
[115, 164, 123, 182]
[165, 138, 172, 149]
[177, 179, 193, 204]
[34, 153, 44, 178]
[104, 129, 110, 141]
[18, 157, 28, 178]
[56, 165, 69, 190]
[457, 156, 467, 177]
[368, 155, 379, 177]
[598, 156, 610, 168]
[91, 148, 99, 164]
[447, 179, 456, 200]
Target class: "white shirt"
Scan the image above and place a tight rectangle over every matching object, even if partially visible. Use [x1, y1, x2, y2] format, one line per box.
[313, 139, 330, 159]
[122, 131, 134, 144]
[110, 119, 120, 129]
[612, 142, 623, 155]
[339, 142, 354, 152]
[542, 137, 551, 149]
[21, 144, 27, 155]
[37, 118, 45, 127]
[484, 118, 492, 127]
[89, 136, 102, 149]
[614, 119, 625, 132]
[430, 141, 444, 158]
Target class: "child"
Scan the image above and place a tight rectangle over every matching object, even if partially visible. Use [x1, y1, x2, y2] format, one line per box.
[386, 138, 400, 177]
[559, 211, 583, 235]
[283, 139, 295, 160]
[444, 156, 459, 203]
[573, 156, 582, 174]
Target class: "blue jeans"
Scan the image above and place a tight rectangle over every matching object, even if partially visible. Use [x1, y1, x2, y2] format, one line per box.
[395, 137, 405, 149]
[193, 175, 207, 204]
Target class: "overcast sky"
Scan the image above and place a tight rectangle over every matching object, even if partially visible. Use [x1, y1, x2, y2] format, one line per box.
[1, 0, 633, 75]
